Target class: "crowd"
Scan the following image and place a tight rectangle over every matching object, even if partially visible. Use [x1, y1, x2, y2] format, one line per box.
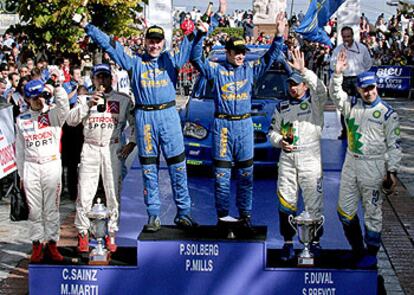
[0, 1, 405, 270]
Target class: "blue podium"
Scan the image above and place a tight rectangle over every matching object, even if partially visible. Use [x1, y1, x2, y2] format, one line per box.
[29, 226, 377, 295]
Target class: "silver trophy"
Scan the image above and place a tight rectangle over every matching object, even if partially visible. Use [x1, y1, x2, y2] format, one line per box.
[86, 198, 111, 265]
[289, 211, 324, 266]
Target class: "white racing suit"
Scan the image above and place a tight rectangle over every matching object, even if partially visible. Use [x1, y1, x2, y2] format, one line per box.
[268, 69, 328, 242]
[329, 73, 402, 255]
[15, 87, 70, 242]
[66, 90, 135, 234]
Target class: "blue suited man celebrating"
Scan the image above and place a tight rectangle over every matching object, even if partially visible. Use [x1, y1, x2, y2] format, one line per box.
[75, 15, 198, 232]
[191, 13, 287, 229]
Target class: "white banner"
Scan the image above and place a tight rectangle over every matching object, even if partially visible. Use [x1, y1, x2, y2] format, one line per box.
[0, 105, 17, 179]
[336, 0, 361, 44]
[147, 0, 173, 49]
[0, 13, 19, 34]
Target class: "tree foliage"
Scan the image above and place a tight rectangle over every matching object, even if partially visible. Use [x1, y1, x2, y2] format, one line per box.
[14, 0, 141, 54]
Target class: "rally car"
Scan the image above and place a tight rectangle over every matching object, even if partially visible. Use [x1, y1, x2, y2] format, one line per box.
[179, 46, 289, 172]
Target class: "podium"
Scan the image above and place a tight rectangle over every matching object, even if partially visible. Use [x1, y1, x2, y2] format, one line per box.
[29, 226, 377, 295]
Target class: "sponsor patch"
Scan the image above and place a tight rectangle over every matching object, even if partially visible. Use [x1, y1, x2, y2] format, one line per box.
[300, 102, 308, 110]
[38, 114, 50, 129]
[394, 127, 400, 136]
[373, 110, 381, 118]
[107, 101, 120, 114]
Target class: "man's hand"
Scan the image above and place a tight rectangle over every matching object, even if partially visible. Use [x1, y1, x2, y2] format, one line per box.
[219, 0, 227, 15]
[280, 139, 293, 152]
[118, 142, 136, 160]
[382, 172, 398, 195]
[275, 12, 287, 37]
[335, 49, 348, 75]
[73, 12, 89, 28]
[287, 48, 305, 74]
[87, 91, 101, 108]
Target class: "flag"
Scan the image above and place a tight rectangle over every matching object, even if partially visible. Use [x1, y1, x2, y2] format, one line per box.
[296, 0, 346, 47]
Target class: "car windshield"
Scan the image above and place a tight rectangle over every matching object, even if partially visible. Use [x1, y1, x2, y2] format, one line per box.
[253, 70, 289, 100]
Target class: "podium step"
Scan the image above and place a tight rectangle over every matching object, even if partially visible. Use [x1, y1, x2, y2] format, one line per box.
[29, 226, 378, 295]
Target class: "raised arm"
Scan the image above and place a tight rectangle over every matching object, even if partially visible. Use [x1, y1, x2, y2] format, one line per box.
[252, 12, 286, 79]
[66, 95, 91, 127]
[268, 105, 283, 148]
[288, 48, 328, 105]
[83, 23, 137, 72]
[51, 86, 70, 127]
[329, 49, 351, 116]
[190, 32, 217, 80]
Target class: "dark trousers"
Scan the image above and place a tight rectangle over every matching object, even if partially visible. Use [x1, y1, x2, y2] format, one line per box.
[339, 76, 358, 138]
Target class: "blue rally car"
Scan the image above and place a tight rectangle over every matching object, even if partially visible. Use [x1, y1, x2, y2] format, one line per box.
[179, 46, 289, 172]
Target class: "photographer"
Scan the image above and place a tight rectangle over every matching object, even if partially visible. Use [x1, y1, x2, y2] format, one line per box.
[66, 64, 136, 254]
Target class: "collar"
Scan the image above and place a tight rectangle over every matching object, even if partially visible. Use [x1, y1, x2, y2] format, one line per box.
[363, 96, 381, 108]
[289, 92, 310, 105]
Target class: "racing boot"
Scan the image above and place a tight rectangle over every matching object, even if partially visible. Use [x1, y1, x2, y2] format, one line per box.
[217, 216, 238, 239]
[105, 235, 117, 253]
[30, 241, 44, 263]
[45, 240, 64, 262]
[356, 255, 377, 269]
[143, 216, 161, 233]
[280, 242, 295, 262]
[356, 245, 379, 269]
[77, 232, 89, 253]
[310, 241, 322, 258]
[174, 214, 199, 230]
[238, 215, 255, 237]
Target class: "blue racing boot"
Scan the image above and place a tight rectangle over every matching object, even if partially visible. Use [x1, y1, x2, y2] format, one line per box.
[143, 216, 161, 233]
[280, 242, 295, 261]
[356, 255, 378, 269]
[174, 215, 199, 229]
[311, 242, 322, 258]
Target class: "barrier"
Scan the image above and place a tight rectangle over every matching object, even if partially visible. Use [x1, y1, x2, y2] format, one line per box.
[372, 65, 413, 92]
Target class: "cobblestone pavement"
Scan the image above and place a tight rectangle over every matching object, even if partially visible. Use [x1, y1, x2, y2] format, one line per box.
[0, 96, 412, 294]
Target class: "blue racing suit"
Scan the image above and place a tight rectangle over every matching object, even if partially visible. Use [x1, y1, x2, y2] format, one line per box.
[85, 24, 194, 218]
[191, 35, 284, 218]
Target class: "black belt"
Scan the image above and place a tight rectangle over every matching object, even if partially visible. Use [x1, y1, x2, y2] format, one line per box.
[215, 113, 251, 121]
[136, 101, 175, 111]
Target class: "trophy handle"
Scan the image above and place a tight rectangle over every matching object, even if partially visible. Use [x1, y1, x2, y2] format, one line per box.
[315, 215, 325, 237]
[288, 215, 297, 234]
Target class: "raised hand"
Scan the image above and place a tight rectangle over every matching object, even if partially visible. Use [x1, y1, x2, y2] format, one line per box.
[287, 48, 305, 74]
[275, 12, 287, 37]
[335, 49, 348, 75]
[219, 0, 227, 15]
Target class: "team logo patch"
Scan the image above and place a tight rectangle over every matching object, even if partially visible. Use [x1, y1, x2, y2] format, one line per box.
[373, 110, 381, 118]
[107, 101, 120, 114]
[394, 127, 400, 136]
[300, 102, 308, 110]
[38, 114, 50, 129]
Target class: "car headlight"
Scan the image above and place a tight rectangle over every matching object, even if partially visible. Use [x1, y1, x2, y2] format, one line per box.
[183, 122, 208, 140]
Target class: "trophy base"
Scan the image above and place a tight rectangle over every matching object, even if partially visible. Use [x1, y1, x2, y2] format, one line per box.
[298, 256, 314, 267]
[89, 252, 111, 265]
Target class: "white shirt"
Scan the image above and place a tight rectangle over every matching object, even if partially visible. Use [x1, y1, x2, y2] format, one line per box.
[330, 41, 373, 77]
